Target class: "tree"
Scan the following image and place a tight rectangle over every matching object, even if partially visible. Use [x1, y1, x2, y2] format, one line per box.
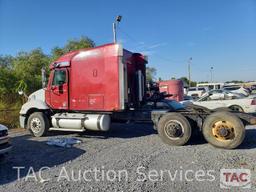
[0, 55, 14, 68]
[225, 80, 244, 84]
[146, 67, 157, 82]
[12, 48, 51, 94]
[51, 36, 95, 61]
[51, 47, 65, 61]
[179, 77, 197, 87]
[0, 67, 17, 94]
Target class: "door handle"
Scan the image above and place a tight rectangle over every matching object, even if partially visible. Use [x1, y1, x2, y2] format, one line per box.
[51, 86, 57, 90]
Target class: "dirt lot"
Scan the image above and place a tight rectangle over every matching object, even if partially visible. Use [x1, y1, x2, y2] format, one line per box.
[0, 123, 256, 191]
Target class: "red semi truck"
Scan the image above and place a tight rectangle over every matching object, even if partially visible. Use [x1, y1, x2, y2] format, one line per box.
[20, 43, 147, 134]
[19, 43, 256, 149]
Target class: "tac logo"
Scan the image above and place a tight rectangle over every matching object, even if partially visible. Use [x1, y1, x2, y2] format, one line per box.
[220, 169, 251, 189]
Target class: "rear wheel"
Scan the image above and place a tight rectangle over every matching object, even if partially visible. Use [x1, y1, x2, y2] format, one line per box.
[202, 111, 245, 149]
[157, 113, 192, 146]
[27, 112, 50, 137]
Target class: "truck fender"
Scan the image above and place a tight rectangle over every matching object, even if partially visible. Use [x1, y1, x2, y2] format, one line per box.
[20, 100, 49, 115]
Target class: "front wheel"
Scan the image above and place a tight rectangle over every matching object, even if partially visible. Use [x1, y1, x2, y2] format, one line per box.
[157, 113, 192, 146]
[202, 111, 245, 149]
[27, 112, 50, 137]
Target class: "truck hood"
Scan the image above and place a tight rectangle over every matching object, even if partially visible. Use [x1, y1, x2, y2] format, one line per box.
[28, 89, 45, 102]
[20, 88, 49, 115]
[0, 124, 8, 131]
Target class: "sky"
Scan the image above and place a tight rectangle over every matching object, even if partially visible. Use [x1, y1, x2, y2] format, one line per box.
[0, 0, 256, 82]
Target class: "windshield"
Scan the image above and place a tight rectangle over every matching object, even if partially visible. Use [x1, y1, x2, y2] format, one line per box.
[224, 87, 240, 91]
[188, 88, 196, 91]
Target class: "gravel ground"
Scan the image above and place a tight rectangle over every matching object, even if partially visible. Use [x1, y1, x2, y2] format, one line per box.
[0, 123, 255, 192]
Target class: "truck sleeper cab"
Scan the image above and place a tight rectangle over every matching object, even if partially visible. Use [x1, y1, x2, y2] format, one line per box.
[19, 43, 147, 137]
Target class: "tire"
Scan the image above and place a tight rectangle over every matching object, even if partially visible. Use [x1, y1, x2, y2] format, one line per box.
[229, 105, 244, 112]
[27, 112, 50, 137]
[202, 111, 245, 149]
[157, 113, 192, 146]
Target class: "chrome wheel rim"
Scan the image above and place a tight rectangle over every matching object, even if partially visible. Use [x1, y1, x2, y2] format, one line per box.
[30, 117, 42, 133]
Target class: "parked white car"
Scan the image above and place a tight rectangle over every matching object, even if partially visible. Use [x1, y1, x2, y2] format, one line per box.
[201, 89, 245, 100]
[0, 124, 12, 155]
[187, 87, 208, 98]
[190, 92, 256, 113]
[223, 86, 250, 97]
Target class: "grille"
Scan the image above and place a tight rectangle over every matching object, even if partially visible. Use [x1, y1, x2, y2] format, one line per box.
[0, 130, 8, 137]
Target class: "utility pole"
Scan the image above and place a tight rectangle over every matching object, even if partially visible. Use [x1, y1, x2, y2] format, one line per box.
[113, 23, 116, 43]
[210, 67, 214, 83]
[188, 57, 192, 87]
[113, 15, 122, 43]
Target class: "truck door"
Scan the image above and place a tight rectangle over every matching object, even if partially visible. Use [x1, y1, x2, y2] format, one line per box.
[49, 69, 69, 109]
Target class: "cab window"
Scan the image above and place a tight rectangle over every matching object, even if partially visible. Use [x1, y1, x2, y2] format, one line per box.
[188, 88, 196, 91]
[52, 70, 66, 86]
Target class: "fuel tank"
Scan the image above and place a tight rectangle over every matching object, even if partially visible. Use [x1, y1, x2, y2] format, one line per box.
[51, 113, 111, 131]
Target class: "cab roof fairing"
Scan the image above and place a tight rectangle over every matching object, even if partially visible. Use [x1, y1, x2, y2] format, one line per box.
[49, 43, 147, 69]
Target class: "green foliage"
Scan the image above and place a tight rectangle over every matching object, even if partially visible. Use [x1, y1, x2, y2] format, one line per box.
[146, 67, 157, 83]
[51, 36, 95, 61]
[0, 55, 14, 68]
[0, 109, 20, 129]
[225, 80, 244, 84]
[64, 36, 95, 52]
[51, 47, 65, 61]
[12, 48, 51, 94]
[0, 36, 95, 127]
[179, 77, 197, 87]
[0, 67, 17, 95]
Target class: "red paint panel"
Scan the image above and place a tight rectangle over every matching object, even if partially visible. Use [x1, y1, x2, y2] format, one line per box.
[88, 94, 104, 109]
[69, 44, 121, 111]
[159, 80, 184, 101]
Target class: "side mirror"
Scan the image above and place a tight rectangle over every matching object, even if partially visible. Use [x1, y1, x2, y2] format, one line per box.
[18, 90, 24, 95]
[18, 90, 28, 99]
